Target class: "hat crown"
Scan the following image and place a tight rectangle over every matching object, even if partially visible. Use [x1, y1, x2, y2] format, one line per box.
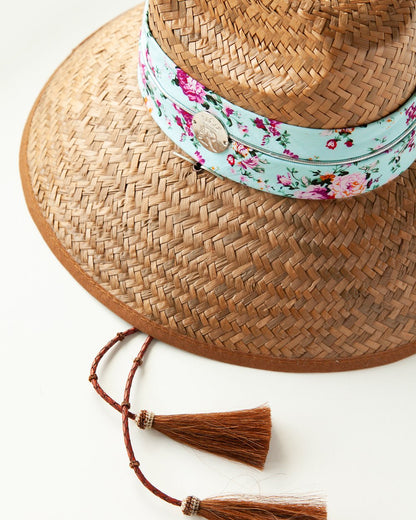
[149, 0, 416, 128]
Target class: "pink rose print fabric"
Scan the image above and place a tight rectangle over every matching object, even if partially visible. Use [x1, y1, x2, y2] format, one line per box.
[138, 2, 416, 199]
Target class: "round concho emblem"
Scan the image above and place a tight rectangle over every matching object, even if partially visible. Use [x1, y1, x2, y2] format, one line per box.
[191, 111, 229, 153]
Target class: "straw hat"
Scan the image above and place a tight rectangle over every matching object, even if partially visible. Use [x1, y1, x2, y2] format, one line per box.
[20, 0, 416, 373]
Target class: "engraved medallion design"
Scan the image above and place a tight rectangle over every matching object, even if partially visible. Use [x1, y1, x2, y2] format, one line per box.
[191, 112, 229, 153]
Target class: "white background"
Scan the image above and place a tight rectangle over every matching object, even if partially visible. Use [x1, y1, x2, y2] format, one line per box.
[1, 1, 416, 519]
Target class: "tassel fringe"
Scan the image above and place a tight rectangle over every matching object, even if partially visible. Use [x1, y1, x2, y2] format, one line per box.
[137, 405, 271, 469]
[181, 496, 327, 520]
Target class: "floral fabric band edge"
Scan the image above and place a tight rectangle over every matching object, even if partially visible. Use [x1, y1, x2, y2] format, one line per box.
[137, 2, 416, 199]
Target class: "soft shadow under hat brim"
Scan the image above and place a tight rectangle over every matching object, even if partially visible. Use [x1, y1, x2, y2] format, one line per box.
[20, 4, 416, 372]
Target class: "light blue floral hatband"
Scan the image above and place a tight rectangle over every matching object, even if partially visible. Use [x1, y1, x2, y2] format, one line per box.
[137, 1, 416, 199]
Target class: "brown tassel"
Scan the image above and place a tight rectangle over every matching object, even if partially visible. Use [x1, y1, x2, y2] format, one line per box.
[136, 405, 272, 469]
[90, 331, 272, 468]
[181, 496, 326, 520]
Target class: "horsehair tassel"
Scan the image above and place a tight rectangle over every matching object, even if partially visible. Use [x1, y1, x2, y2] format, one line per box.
[180, 495, 327, 520]
[121, 339, 327, 520]
[89, 329, 272, 469]
[136, 406, 272, 469]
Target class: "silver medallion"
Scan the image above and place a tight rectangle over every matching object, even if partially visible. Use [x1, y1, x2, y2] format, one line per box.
[191, 111, 229, 153]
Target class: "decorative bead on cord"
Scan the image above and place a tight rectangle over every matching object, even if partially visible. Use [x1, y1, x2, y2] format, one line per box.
[136, 410, 155, 429]
[181, 496, 201, 516]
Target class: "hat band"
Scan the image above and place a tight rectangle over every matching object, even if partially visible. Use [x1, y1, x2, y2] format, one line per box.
[138, 2, 416, 199]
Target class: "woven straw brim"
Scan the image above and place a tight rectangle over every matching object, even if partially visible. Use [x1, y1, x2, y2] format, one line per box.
[20, 4, 416, 372]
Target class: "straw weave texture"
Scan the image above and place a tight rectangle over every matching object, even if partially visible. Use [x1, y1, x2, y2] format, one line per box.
[149, 0, 416, 128]
[20, 4, 416, 371]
